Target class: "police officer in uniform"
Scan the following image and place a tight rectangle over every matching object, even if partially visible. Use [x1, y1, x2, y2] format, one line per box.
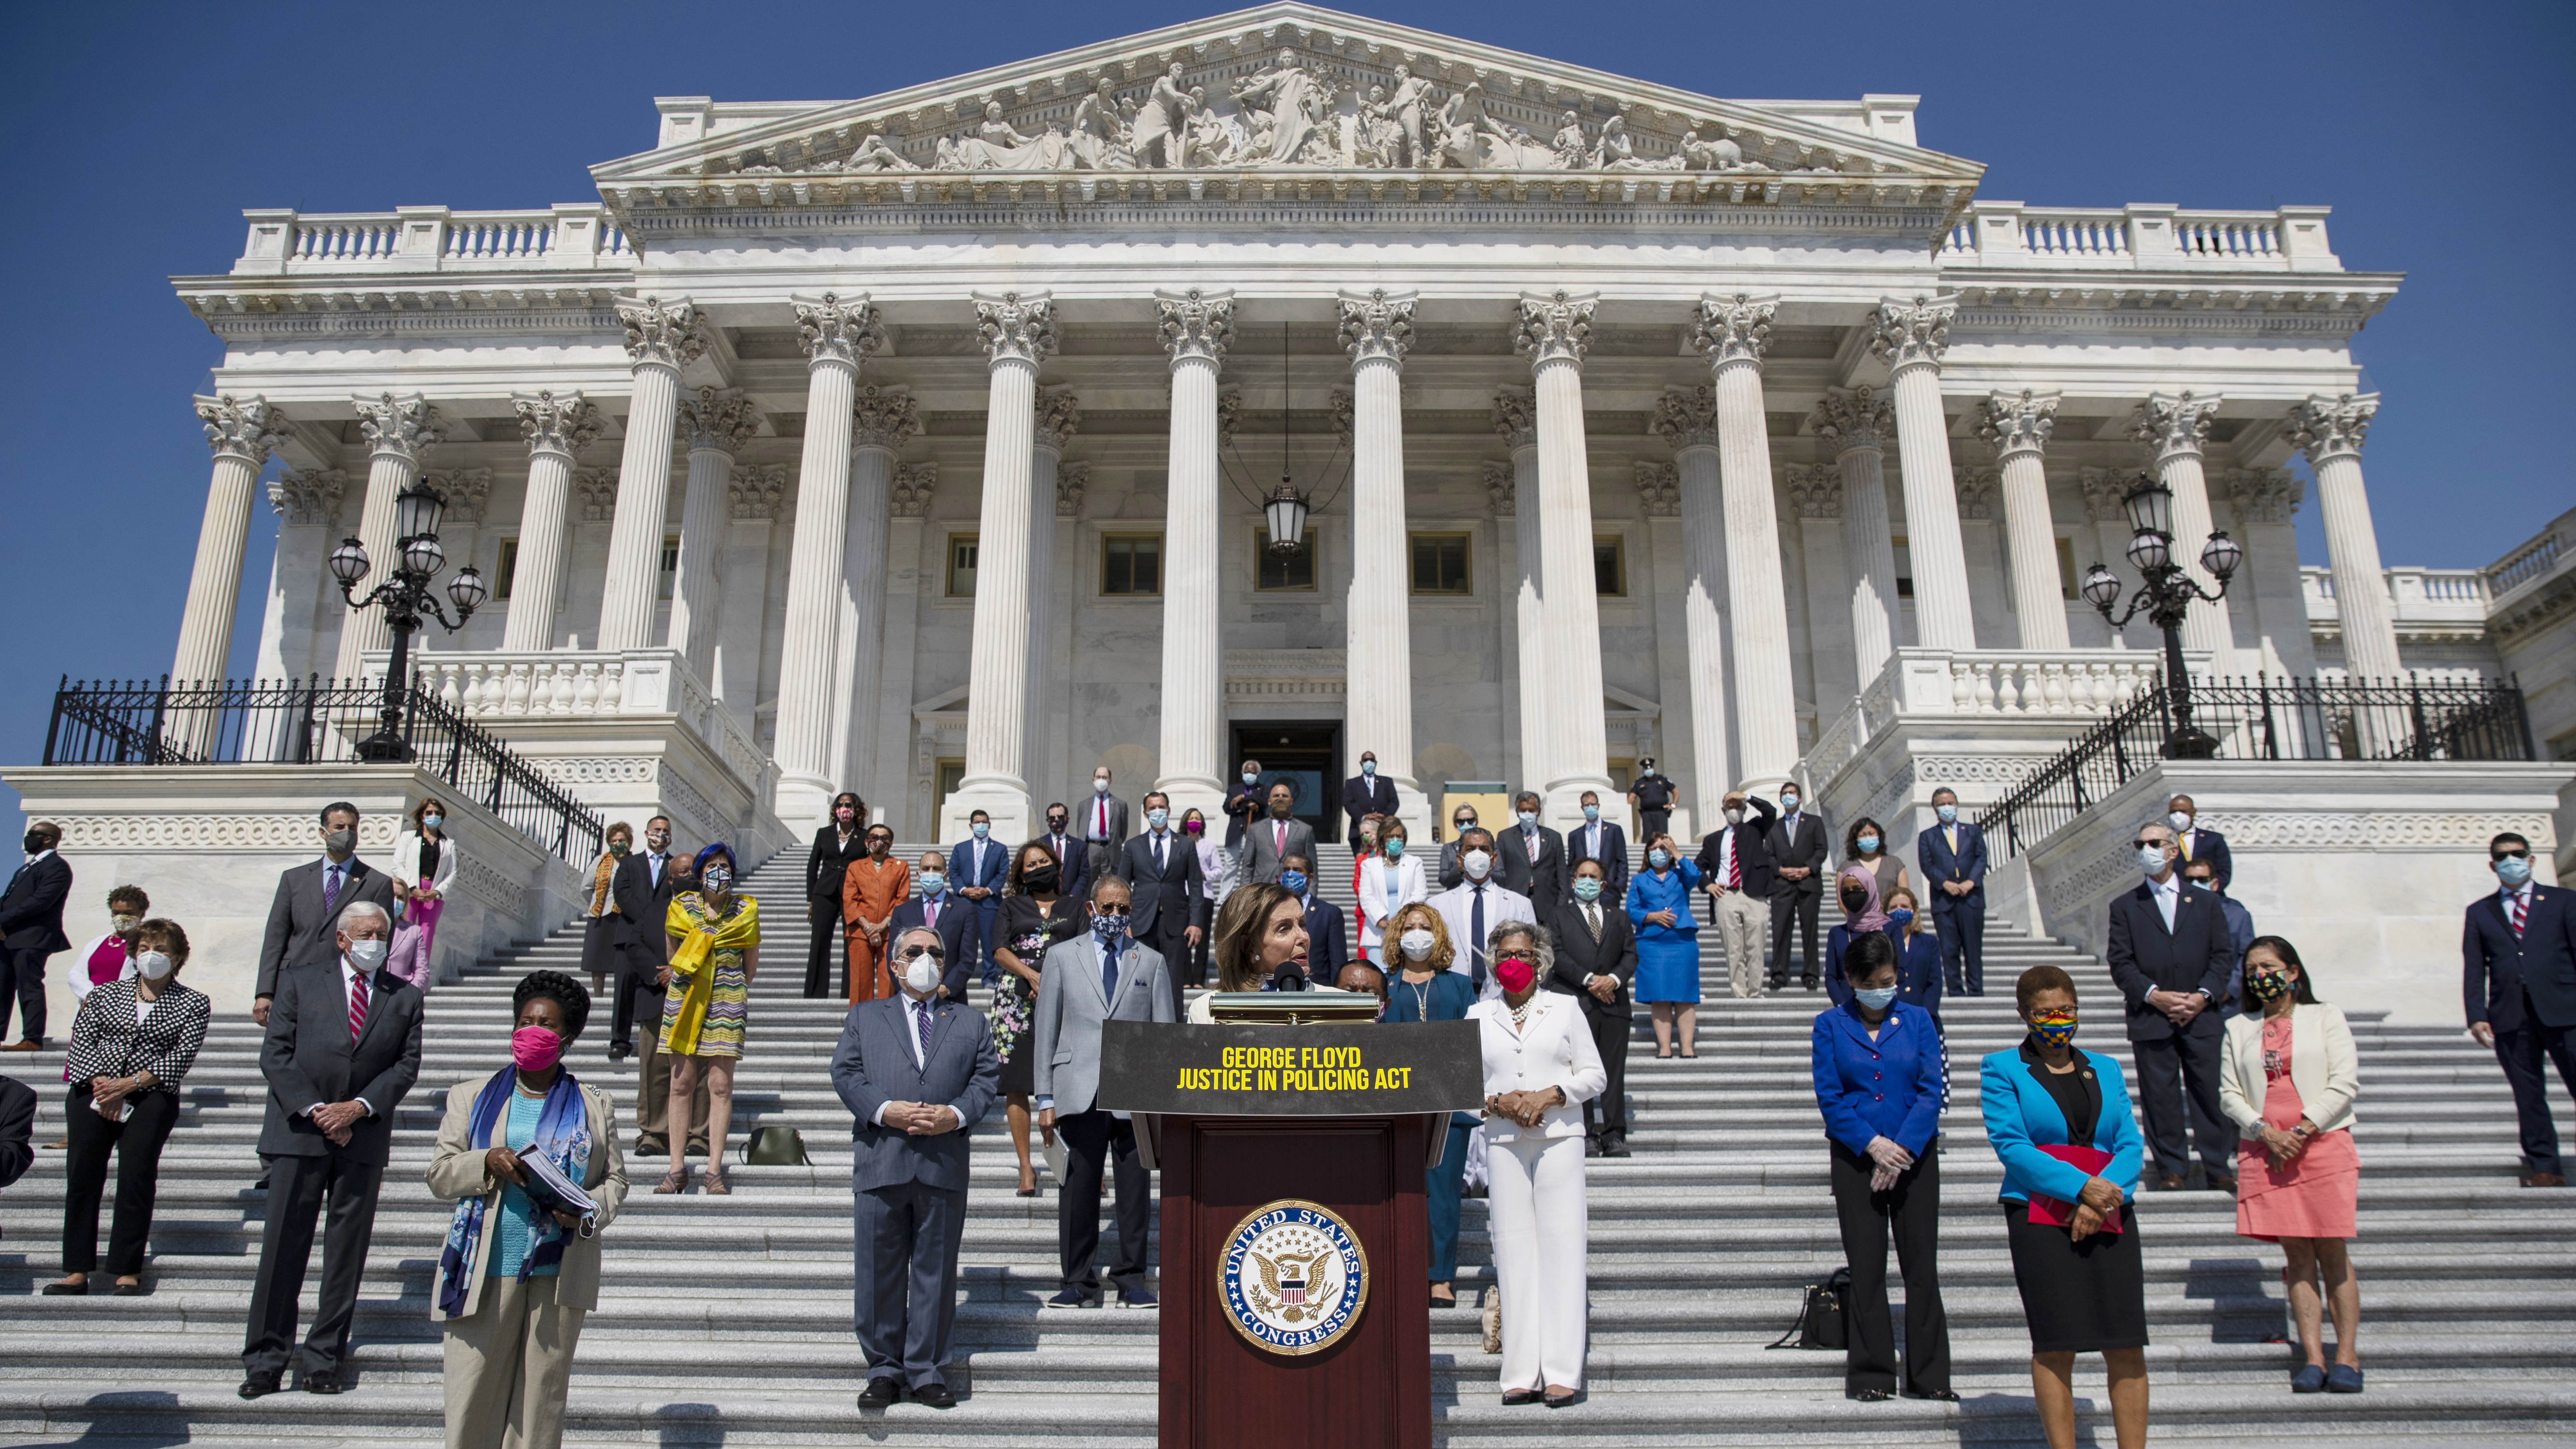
[1628, 759, 1677, 842]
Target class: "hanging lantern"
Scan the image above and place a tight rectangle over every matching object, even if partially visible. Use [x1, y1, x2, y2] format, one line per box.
[1264, 483, 1310, 557]
[392, 479, 446, 543]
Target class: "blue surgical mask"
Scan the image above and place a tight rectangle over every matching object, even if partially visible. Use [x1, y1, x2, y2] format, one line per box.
[1147, 808, 1169, 830]
[1583, 804, 1600, 822]
[1281, 870, 1308, 896]
[421, 813, 443, 830]
[1572, 878, 1602, 902]
[1780, 794, 1799, 812]
[1648, 849, 1671, 868]
[971, 821, 990, 839]
[1382, 839, 1404, 859]
[1361, 761, 1375, 776]
[1518, 810, 1537, 828]
[1854, 985, 1899, 1011]
[1856, 834, 1879, 854]
[1243, 772, 1259, 785]
[1935, 804, 1957, 824]
[1887, 907, 1914, 928]
[919, 872, 946, 895]
[2496, 856, 2534, 888]
[1091, 910, 1130, 942]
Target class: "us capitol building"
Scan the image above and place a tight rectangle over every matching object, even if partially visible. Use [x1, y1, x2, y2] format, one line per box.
[14, 3, 2570, 1020]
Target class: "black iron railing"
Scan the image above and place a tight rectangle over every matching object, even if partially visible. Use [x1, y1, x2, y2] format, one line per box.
[1979, 675, 2535, 862]
[43, 675, 604, 867]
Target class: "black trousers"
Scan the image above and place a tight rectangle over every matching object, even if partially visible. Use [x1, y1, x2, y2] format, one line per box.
[1057, 1108, 1151, 1297]
[242, 1151, 384, 1379]
[611, 969, 661, 1051]
[1828, 1139, 1950, 1397]
[1768, 889, 1820, 986]
[1640, 809, 1670, 844]
[2494, 1015, 2576, 1175]
[1933, 895, 1986, 995]
[1142, 919, 1192, 1015]
[805, 899, 842, 998]
[0, 946, 48, 1042]
[61, 1084, 180, 1275]
[2132, 1027, 2233, 1178]
[1579, 1006, 1630, 1141]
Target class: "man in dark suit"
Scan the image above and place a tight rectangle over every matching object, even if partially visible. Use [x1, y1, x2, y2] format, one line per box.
[1281, 852, 1348, 978]
[1550, 857, 1637, 1157]
[949, 811, 1010, 979]
[1566, 789, 1629, 904]
[1766, 784, 1829, 990]
[240, 899, 424, 1397]
[1033, 803, 1089, 913]
[0, 820, 72, 1049]
[1916, 786, 1990, 997]
[0, 1072, 35, 1187]
[889, 852, 982, 1002]
[1077, 767, 1130, 885]
[1697, 789, 1778, 998]
[1499, 791, 1568, 929]
[254, 802, 398, 1028]
[1119, 794, 1203, 1007]
[2105, 819, 2236, 1192]
[2465, 831, 2576, 1188]
[2167, 793, 2232, 893]
[829, 924, 1001, 1410]
[805, 794, 870, 999]
[1222, 758, 1266, 852]
[1342, 751, 1399, 853]
[612, 817, 708, 1155]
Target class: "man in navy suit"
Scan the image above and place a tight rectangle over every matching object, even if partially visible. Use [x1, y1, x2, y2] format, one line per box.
[1281, 852, 1348, 978]
[949, 811, 1010, 979]
[1341, 751, 1399, 853]
[1118, 794, 1203, 1008]
[2465, 831, 2576, 1188]
[1915, 787, 1989, 997]
[2167, 794, 2232, 893]
[889, 852, 981, 1002]
[0, 820, 72, 1049]
[830, 924, 1001, 1409]
[1566, 790, 1629, 904]
[2105, 819, 2236, 1192]
[1032, 804, 1089, 909]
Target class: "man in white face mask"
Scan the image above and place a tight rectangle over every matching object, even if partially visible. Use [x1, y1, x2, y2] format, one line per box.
[2104, 820, 2236, 1194]
[1079, 767, 1130, 887]
[830, 925, 1001, 1410]
[1694, 788, 1778, 999]
[2165, 794, 2232, 892]
[1427, 828, 1536, 996]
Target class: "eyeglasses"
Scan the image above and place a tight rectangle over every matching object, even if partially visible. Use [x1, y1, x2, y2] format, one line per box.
[898, 944, 946, 961]
[2495, 849, 2531, 861]
[2132, 839, 2166, 849]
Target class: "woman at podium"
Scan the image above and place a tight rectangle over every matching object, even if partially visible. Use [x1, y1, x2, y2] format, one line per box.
[1186, 881, 1311, 1021]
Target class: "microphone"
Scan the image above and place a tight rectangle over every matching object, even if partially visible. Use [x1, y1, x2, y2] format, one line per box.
[1271, 960, 1310, 993]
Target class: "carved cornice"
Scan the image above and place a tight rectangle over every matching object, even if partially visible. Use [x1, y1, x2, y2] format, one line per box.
[1033, 388, 1082, 453]
[1336, 287, 1416, 365]
[973, 289, 1058, 367]
[729, 463, 787, 520]
[1490, 387, 1537, 450]
[1156, 287, 1235, 365]
[1057, 460, 1091, 518]
[1978, 388, 2059, 460]
[1513, 289, 1596, 369]
[353, 391, 442, 465]
[1868, 294, 1955, 374]
[1810, 385, 1892, 455]
[2130, 390, 2222, 463]
[1649, 384, 1721, 451]
[195, 394, 294, 466]
[792, 291, 885, 369]
[1783, 462, 1842, 519]
[1484, 460, 1516, 518]
[1690, 292, 1776, 370]
[614, 295, 709, 371]
[850, 384, 922, 452]
[513, 389, 602, 458]
[421, 467, 494, 524]
[1954, 466, 2000, 520]
[1634, 460, 1680, 518]
[2286, 391, 2378, 466]
[268, 468, 347, 527]
[891, 462, 940, 518]
[2227, 467, 2304, 526]
[575, 468, 620, 523]
[679, 387, 761, 455]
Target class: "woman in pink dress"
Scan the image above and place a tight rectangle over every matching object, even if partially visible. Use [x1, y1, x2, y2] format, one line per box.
[2219, 936, 2363, 1394]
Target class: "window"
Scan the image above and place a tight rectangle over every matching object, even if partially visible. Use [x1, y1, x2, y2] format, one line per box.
[2056, 536, 2081, 601]
[658, 535, 680, 600]
[493, 539, 519, 602]
[946, 534, 978, 597]
[1594, 534, 1627, 597]
[1254, 529, 1317, 592]
[1410, 532, 1472, 595]
[1102, 533, 1162, 596]
[932, 759, 965, 827]
[1891, 534, 1914, 599]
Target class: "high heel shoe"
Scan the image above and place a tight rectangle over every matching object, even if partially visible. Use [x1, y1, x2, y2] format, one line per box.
[701, 1167, 732, 1195]
[653, 1166, 690, 1194]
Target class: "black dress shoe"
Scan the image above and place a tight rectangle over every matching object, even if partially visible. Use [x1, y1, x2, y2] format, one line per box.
[1849, 1387, 1893, 1402]
[856, 1378, 902, 1410]
[2154, 1173, 2190, 1191]
[238, 1373, 281, 1400]
[1599, 1136, 1631, 1158]
[1907, 1388, 1961, 1402]
[607, 1043, 633, 1062]
[635, 1136, 668, 1156]
[1501, 1389, 1540, 1406]
[304, 1371, 347, 1394]
[910, 1383, 957, 1409]
[2204, 1173, 2238, 1193]
[41, 1279, 86, 1295]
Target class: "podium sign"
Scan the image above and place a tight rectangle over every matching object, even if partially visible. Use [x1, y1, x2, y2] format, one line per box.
[1100, 1020, 1481, 1115]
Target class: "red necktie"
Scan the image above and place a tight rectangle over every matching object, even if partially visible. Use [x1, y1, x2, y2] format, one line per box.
[1275, 821, 1287, 855]
[2509, 891, 2527, 938]
[348, 969, 370, 1042]
[1727, 835, 1741, 889]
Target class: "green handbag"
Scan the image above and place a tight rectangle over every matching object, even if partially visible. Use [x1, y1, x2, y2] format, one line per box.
[738, 1124, 809, 1166]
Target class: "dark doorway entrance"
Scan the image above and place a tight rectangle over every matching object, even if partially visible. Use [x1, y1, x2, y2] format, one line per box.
[1230, 721, 1342, 845]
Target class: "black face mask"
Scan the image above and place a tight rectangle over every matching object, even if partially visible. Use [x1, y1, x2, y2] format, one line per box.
[24, 832, 49, 854]
[1047, 818, 1067, 832]
[1024, 864, 1060, 892]
[1841, 891, 1869, 914]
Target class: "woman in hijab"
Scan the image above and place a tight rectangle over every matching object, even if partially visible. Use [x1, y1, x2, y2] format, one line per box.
[1826, 865, 1893, 1010]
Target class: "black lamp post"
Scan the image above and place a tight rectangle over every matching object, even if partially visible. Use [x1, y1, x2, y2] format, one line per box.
[2079, 473, 2243, 758]
[333, 480, 486, 762]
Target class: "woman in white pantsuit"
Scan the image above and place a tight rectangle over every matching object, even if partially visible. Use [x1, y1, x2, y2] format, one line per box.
[1473, 920, 1607, 1407]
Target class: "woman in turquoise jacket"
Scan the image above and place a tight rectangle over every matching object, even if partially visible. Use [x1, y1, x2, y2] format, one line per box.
[1624, 832, 1703, 1057]
[1981, 963, 2149, 1449]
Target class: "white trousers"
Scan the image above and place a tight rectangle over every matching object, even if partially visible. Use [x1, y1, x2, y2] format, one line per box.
[1713, 889, 1768, 997]
[1486, 1133, 1589, 1392]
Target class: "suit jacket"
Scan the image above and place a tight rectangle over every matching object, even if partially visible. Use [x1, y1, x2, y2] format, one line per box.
[1120, 830, 1205, 938]
[2464, 885, 2576, 1033]
[611, 852, 688, 979]
[0, 853, 73, 953]
[1498, 823, 1568, 925]
[1242, 815, 1319, 886]
[256, 954, 425, 1167]
[889, 895, 982, 1000]
[1300, 896, 1350, 978]
[1076, 792, 1131, 855]
[1548, 898, 1636, 1023]
[1980, 1043, 2146, 1206]
[830, 994, 1001, 1194]
[807, 825, 870, 910]
[949, 835, 1010, 900]
[1917, 819, 1989, 911]
[1033, 933, 1175, 1116]
[2103, 879, 2233, 1042]
[1565, 819, 1630, 902]
[255, 856, 398, 998]
[425, 1078, 627, 1319]
[1693, 795, 1778, 898]
[2177, 826, 2233, 892]
[1220, 783, 1265, 850]
[1765, 812, 1829, 898]
[1342, 774, 1399, 834]
[1812, 1001, 1943, 1156]
[1031, 832, 1090, 905]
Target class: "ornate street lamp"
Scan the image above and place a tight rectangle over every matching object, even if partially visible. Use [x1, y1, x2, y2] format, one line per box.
[2082, 473, 2242, 758]
[336, 479, 484, 761]
[1223, 322, 1347, 558]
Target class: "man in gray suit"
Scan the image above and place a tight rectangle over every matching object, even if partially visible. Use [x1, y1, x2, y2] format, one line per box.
[830, 925, 1000, 1411]
[241, 900, 425, 1398]
[254, 801, 398, 1027]
[1033, 874, 1175, 1309]
[1241, 781, 1319, 886]
[1076, 766, 1130, 886]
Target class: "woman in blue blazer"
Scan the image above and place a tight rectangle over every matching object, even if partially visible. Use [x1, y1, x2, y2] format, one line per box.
[1981, 963, 2149, 1449]
[1810, 932, 1952, 1402]
[1624, 833, 1704, 1058]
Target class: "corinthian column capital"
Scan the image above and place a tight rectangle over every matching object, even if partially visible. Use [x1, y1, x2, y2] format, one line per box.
[352, 391, 442, 464]
[514, 389, 602, 458]
[268, 468, 347, 526]
[614, 295, 709, 371]
[1033, 388, 1083, 453]
[792, 292, 885, 369]
[2286, 392, 2379, 465]
[679, 388, 761, 455]
[891, 462, 941, 519]
[1490, 387, 1537, 450]
[973, 290, 1058, 368]
[1810, 385, 1893, 455]
[849, 384, 921, 452]
[1784, 463, 1844, 519]
[1650, 384, 1722, 451]
[195, 394, 294, 465]
[2228, 466, 2304, 525]
[1513, 290, 1596, 369]
[1690, 293, 1777, 370]
[1484, 460, 1516, 518]
[2130, 390, 2223, 462]
[1979, 388, 2061, 460]
[1336, 288, 1415, 365]
[1156, 288, 1235, 365]
[1868, 295, 1956, 374]
[1954, 466, 2001, 520]
[1057, 461, 1091, 518]
[1634, 460, 1681, 518]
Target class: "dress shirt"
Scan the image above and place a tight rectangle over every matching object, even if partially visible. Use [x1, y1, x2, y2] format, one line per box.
[1942, 823, 1959, 855]
[306, 955, 381, 1120]
[1091, 795, 1113, 841]
[1036, 935, 1125, 1115]
[1580, 902, 1620, 988]
[920, 891, 945, 929]
[869, 993, 962, 1131]
[1521, 825, 1543, 862]
[2149, 871, 2181, 932]
[1713, 828, 1738, 887]
[1047, 833, 1073, 864]
[1272, 818, 1290, 856]
[645, 851, 668, 890]
[2502, 881, 2534, 934]
[319, 853, 350, 902]
[1581, 822, 1603, 861]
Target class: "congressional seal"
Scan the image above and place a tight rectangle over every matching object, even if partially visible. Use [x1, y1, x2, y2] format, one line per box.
[1217, 1198, 1371, 1355]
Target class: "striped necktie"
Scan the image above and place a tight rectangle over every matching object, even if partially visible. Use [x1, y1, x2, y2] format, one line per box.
[348, 968, 370, 1042]
[2508, 890, 2528, 939]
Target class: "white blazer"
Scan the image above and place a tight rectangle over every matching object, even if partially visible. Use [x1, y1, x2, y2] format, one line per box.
[1472, 993, 1607, 1142]
[2219, 1000, 2359, 1138]
[392, 829, 461, 897]
[1357, 853, 1429, 952]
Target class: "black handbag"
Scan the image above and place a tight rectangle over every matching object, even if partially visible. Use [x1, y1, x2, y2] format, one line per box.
[738, 1125, 809, 1166]
[1766, 1266, 1850, 1351]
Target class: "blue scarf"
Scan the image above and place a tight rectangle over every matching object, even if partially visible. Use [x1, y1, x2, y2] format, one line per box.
[436, 1066, 591, 1317]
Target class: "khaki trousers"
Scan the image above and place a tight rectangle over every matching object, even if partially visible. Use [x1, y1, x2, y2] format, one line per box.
[1712, 889, 1768, 998]
[443, 1273, 585, 1449]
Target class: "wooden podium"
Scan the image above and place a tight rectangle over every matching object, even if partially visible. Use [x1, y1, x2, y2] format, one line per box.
[1099, 1009, 1482, 1449]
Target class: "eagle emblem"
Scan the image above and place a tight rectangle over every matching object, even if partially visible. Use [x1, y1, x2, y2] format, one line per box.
[1220, 1200, 1370, 1355]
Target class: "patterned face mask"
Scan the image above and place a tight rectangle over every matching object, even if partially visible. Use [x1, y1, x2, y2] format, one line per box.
[2246, 967, 2294, 1002]
[2026, 1007, 2078, 1048]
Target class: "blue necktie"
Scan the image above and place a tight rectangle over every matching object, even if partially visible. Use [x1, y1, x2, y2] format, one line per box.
[1101, 938, 1120, 1007]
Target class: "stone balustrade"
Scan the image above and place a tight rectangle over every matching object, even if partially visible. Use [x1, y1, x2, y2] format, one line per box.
[1939, 202, 2340, 272]
[1803, 646, 2185, 783]
[232, 206, 633, 277]
[2303, 564, 2494, 629]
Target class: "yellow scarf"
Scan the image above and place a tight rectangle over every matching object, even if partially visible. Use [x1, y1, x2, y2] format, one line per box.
[663, 893, 761, 1054]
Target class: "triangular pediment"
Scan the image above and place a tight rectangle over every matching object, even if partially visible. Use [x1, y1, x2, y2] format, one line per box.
[592, 3, 1980, 203]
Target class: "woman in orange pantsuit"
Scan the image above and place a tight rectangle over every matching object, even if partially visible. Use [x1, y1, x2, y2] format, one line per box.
[840, 823, 910, 1004]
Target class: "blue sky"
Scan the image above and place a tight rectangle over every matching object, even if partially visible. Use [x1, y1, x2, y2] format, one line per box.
[2, 0, 2568, 836]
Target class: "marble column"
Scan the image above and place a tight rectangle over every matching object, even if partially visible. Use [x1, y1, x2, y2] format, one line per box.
[829, 388, 916, 800]
[2288, 393, 2403, 682]
[1649, 385, 1733, 822]
[1024, 389, 1079, 795]
[1812, 386, 1903, 680]
[1493, 389, 1551, 796]
[1980, 389, 2068, 650]
[1513, 290, 1614, 828]
[1692, 293, 1797, 789]
[2130, 391, 2235, 670]
[502, 391, 599, 652]
[877, 463, 939, 829]
[598, 297, 707, 653]
[334, 392, 442, 680]
[773, 292, 884, 826]
[671, 388, 758, 679]
[173, 396, 294, 684]
[1868, 297, 1976, 650]
[942, 290, 1057, 842]
[1335, 289, 1432, 839]
[719, 464, 787, 737]
[1152, 287, 1234, 822]
[1783, 464, 1854, 709]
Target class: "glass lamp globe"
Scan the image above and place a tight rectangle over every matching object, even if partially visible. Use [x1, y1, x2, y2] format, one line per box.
[329, 537, 371, 587]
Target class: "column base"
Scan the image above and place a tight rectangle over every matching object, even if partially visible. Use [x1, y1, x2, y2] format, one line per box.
[940, 777, 1034, 848]
[773, 773, 835, 837]
[1153, 774, 1227, 829]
